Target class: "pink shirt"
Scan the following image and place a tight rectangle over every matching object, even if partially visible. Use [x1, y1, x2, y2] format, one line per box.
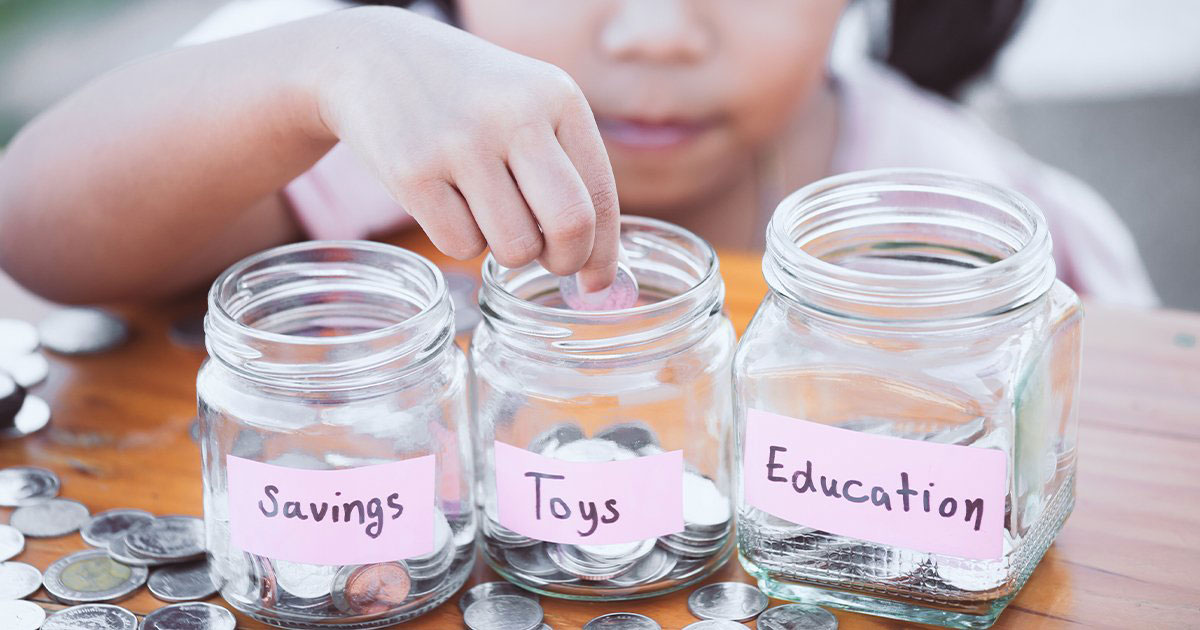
[183, 1, 1158, 307]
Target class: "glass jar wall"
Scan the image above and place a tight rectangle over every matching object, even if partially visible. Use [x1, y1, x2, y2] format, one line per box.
[470, 217, 736, 601]
[197, 241, 475, 628]
[733, 170, 1083, 629]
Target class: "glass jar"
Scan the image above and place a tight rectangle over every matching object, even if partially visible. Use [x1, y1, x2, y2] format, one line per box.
[470, 216, 736, 600]
[734, 170, 1083, 629]
[197, 241, 475, 628]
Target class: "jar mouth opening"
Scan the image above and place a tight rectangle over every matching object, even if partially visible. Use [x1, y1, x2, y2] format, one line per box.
[209, 240, 448, 348]
[481, 215, 720, 322]
[766, 169, 1056, 320]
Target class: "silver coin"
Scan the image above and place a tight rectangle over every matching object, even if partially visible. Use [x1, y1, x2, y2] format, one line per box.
[683, 621, 747, 630]
[457, 581, 537, 613]
[683, 473, 730, 528]
[142, 602, 236, 630]
[687, 582, 769, 622]
[545, 544, 633, 582]
[559, 262, 639, 311]
[0, 370, 24, 423]
[607, 546, 677, 587]
[0, 352, 48, 389]
[594, 421, 659, 452]
[10, 498, 89, 537]
[463, 594, 544, 630]
[0, 319, 39, 356]
[0, 599, 46, 630]
[527, 422, 586, 455]
[42, 603, 138, 630]
[82, 508, 155, 548]
[756, 604, 839, 630]
[0, 523, 26, 561]
[3, 395, 52, 438]
[577, 537, 657, 563]
[0, 465, 59, 506]
[43, 549, 148, 604]
[149, 560, 217, 602]
[107, 534, 172, 567]
[0, 561, 42, 599]
[37, 308, 129, 355]
[582, 612, 661, 630]
[506, 544, 562, 577]
[552, 438, 637, 463]
[123, 516, 205, 560]
[273, 559, 338, 599]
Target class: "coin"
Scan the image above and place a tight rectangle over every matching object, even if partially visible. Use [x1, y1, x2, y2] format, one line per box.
[274, 559, 338, 599]
[0, 465, 59, 506]
[687, 582, 769, 622]
[506, 543, 564, 577]
[0, 352, 49, 388]
[148, 560, 217, 602]
[458, 581, 537, 613]
[756, 604, 839, 630]
[38, 308, 129, 355]
[0, 523, 26, 561]
[4, 395, 51, 438]
[107, 534, 172, 567]
[527, 422, 586, 455]
[331, 561, 411, 614]
[0, 319, 39, 356]
[0, 561, 42, 599]
[44, 549, 148, 604]
[82, 508, 156, 548]
[0, 599, 46, 630]
[42, 603, 138, 630]
[463, 594, 544, 630]
[594, 421, 659, 452]
[559, 262, 639, 311]
[606, 547, 677, 587]
[0, 370, 27, 425]
[10, 498, 89, 537]
[123, 516, 205, 560]
[142, 602, 236, 630]
[583, 612, 661, 630]
[545, 544, 634, 582]
[683, 621, 748, 630]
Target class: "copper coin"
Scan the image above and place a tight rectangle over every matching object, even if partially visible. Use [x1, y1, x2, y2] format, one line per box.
[332, 561, 411, 615]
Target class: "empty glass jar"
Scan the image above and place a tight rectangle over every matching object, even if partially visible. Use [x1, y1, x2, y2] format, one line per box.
[734, 170, 1083, 629]
[470, 216, 736, 600]
[197, 241, 475, 628]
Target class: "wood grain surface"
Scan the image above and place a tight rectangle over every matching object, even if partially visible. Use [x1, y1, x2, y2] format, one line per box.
[2, 232, 1198, 629]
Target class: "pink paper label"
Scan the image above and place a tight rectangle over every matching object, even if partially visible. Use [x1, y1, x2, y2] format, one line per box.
[227, 455, 435, 565]
[743, 409, 1007, 560]
[494, 441, 684, 544]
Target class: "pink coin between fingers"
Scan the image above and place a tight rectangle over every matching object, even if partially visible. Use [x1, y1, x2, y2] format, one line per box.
[559, 263, 639, 311]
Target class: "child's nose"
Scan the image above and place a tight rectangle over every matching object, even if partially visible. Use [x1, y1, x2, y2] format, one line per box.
[600, 0, 712, 64]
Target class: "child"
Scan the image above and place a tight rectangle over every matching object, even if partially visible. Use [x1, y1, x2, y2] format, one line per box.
[0, 0, 1157, 307]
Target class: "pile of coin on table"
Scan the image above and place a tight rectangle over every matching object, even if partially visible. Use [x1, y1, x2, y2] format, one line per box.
[0, 465, 235, 630]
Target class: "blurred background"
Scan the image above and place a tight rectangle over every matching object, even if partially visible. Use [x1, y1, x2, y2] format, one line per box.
[1, 0, 1197, 309]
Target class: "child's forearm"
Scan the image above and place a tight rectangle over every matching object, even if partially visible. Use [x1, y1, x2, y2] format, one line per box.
[0, 16, 338, 302]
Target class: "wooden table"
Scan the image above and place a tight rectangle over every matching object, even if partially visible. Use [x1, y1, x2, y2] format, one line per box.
[2, 233, 1199, 629]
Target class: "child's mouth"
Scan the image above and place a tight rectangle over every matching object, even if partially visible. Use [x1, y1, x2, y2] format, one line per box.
[595, 117, 715, 150]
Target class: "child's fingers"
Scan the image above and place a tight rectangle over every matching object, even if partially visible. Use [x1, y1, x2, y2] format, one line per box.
[454, 160, 545, 270]
[555, 103, 620, 293]
[399, 179, 486, 260]
[507, 125, 596, 277]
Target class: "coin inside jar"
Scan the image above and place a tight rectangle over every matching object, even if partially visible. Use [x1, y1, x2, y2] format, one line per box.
[43, 549, 148, 605]
[331, 561, 412, 614]
[687, 582, 769, 622]
[463, 594, 544, 630]
[756, 604, 839, 630]
[582, 612, 662, 630]
[142, 601, 237, 630]
[558, 262, 639, 311]
[42, 604, 138, 630]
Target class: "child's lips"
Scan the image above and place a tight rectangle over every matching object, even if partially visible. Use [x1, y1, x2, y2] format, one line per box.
[596, 117, 716, 150]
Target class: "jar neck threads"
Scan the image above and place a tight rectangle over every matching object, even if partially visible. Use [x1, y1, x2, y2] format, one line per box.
[479, 216, 724, 361]
[205, 240, 453, 388]
[764, 169, 1056, 322]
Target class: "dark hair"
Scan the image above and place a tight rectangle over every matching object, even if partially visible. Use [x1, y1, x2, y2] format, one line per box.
[355, 0, 1025, 99]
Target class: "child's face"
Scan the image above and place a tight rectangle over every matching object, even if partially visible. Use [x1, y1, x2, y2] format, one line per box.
[459, 0, 846, 214]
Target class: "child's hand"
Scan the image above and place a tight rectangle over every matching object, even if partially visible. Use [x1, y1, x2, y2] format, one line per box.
[311, 7, 619, 291]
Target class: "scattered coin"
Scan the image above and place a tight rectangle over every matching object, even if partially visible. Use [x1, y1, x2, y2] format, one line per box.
[43, 549, 148, 604]
[0, 523, 26, 561]
[687, 582, 769, 622]
[0, 352, 49, 388]
[0, 599, 46, 630]
[43, 604, 138, 630]
[0, 561, 42, 599]
[141, 602, 236, 630]
[457, 580, 537, 613]
[559, 262, 639, 311]
[82, 508, 156, 548]
[123, 516, 205, 560]
[37, 308, 129, 355]
[683, 621, 748, 630]
[107, 534, 172, 567]
[756, 604, 839, 630]
[0, 465, 60, 506]
[331, 561, 412, 614]
[0, 319, 39, 356]
[4, 395, 52, 438]
[463, 594, 544, 630]
[10, 498, 90, 537]
[148, 560, 218, 602]
[583, 612, 662, 630]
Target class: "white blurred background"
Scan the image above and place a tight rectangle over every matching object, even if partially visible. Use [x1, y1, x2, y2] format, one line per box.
[1, 0, 1197, 309]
